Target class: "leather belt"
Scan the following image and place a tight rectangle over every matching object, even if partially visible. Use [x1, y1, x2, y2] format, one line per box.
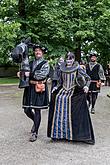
[30, 80, 46, 85]
[91, 80, 100, 83]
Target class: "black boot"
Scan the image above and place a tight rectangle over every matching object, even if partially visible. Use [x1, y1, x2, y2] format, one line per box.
[91, 108, 95, 114]
[29, 133, 37, 142]
[31, 124, 35, 133]
[83, 140, 95, 145]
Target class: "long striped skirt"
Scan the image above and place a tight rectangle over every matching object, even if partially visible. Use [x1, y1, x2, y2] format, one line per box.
[47, 88, 95, 143]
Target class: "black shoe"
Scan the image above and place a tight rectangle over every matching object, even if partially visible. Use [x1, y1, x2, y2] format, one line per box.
[91, 108, 95, 114]
[29, 133, 37, 142]
[83, 140, 95, 145]
[107, 94, 110, 98]
[31, 124, 35, 133]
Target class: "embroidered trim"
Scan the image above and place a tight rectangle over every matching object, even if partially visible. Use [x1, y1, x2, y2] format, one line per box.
[22, 105, 49, 109]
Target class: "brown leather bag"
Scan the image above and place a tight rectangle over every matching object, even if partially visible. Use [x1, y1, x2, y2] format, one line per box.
[35, 82, 45, 92]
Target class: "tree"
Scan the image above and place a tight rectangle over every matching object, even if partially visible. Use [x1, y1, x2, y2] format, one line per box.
[35, 0, 110, 64]
[0, 0, 21, 65]
[0, 0, 110, 66]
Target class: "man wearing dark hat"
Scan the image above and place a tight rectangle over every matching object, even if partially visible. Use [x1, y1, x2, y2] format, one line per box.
[21, 44, 50, 142]
[86, 52, 106, 114]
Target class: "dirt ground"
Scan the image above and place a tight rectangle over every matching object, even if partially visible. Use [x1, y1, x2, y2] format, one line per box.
[0, 85, 110, 165]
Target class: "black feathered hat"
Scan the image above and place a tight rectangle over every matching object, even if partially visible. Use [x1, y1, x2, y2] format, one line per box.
[33, 44, 48, 54]
[89, 52, 97, 58]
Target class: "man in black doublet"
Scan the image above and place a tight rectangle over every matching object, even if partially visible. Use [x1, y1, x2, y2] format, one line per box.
[18, 45, 50, 142]
[86, 52, 106, 114]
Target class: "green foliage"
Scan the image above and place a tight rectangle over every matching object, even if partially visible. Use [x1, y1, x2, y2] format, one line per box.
[0, 21, 21, 65]
[0, 0, 110, 67]
[0, 0, 21, 65]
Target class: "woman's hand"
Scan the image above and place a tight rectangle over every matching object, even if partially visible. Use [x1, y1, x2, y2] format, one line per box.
[51, 86, 58, 93]
[101, 82, 105, 86]
[25, 72, 30, 77]
[83, 86, 89, 93]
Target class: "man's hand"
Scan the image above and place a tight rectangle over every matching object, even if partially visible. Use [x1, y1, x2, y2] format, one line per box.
[17, 71, 20, 78]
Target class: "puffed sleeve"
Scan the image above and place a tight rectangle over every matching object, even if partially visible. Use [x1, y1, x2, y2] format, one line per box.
[98, 64, 106, 81]
[77, 66, 91, 88]
[34, 62, 50, 80]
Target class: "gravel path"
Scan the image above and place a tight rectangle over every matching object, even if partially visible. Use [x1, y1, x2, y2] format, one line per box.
[0, 85, 110, 165]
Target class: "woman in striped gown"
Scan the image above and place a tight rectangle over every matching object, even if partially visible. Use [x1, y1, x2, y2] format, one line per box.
[47, 52, 95, 144]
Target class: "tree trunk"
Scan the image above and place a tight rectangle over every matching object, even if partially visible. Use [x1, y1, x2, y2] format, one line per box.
[18, 0, 26, 32]
[75, 45, 81, 62]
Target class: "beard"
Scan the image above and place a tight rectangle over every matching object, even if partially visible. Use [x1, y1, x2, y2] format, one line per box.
[91, 59, 96, 62]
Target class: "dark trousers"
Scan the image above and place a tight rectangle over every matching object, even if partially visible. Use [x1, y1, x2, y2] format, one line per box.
[87, 92, 98, 108]
[24, 107, 41, 134]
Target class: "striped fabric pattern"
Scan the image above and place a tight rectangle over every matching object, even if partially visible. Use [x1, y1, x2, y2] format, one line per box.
[51, 71, 76, 140]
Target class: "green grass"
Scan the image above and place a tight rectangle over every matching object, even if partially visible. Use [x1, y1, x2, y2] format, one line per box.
[0, 77, 19, 84]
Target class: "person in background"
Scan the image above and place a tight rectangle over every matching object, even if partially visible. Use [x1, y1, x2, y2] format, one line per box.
[79, 59, 86, 71]
[86, 52, 106, 114]
[51, 57, 64, 90]
[105, 64, 110, 86]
